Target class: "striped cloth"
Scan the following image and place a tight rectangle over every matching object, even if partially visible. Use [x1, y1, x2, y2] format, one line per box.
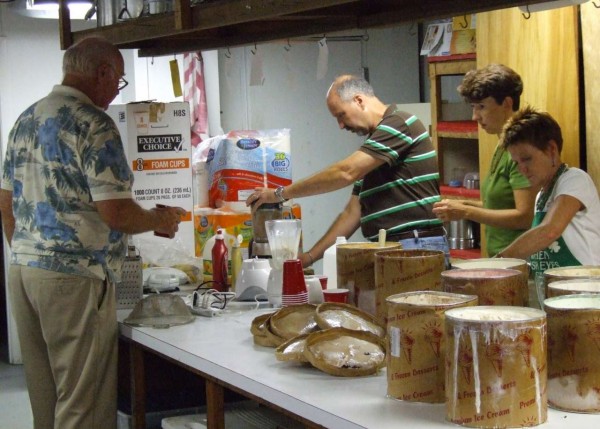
[183, 52, 208, 146]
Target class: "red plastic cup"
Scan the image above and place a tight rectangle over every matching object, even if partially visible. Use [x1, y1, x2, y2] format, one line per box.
[322, 288, 349, 303]
[315, 275, 328, 290]
[154, 204, 170, 237]
[282, 259, 308, 306]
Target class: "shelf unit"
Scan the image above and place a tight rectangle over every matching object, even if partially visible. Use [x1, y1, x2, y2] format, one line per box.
[450, 248, 481, 260]
[428, 53, 478, 190]
[57, 0, 555, 55]
[429, 54, 481, 254]
[439, 185, 479, 200]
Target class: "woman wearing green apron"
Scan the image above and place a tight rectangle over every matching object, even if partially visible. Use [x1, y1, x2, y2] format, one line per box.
[496, 107, 600, 291]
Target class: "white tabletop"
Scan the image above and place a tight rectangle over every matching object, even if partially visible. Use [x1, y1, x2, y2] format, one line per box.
[118, 305, 597, 429]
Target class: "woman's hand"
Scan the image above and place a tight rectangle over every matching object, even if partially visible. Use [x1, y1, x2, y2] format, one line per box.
[432, 199, 468, 222]
[497, 194, 582, 260]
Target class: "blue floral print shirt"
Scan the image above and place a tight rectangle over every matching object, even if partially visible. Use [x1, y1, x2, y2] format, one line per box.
[1, 85, 133, 280]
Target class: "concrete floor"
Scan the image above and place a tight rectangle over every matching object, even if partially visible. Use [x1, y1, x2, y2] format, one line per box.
[0, 360, 33, 429]
[0, 359, 298, 429]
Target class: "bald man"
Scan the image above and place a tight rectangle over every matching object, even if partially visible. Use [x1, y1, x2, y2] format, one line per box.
[247, 74, 448, 268]
[0, 37, 184, 429]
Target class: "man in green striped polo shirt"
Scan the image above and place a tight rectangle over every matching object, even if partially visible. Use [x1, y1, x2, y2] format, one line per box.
[247, 74, 449, 268]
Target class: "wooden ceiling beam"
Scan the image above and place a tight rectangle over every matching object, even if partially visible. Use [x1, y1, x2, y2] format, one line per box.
[68, 0, 572, 55]
[189, 0, 361, 29]
[72, 0, 361, 46]
[137, 16, 356, 56]
[358, 0, 554, 27]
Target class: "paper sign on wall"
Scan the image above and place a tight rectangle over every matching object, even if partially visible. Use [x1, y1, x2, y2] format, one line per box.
[420, 22, 453, 57]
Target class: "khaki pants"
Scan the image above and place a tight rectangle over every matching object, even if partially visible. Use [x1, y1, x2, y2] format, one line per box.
[8, 265, 117, 429]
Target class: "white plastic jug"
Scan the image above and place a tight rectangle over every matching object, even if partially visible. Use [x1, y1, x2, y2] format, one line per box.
[322, 236, 347, 289]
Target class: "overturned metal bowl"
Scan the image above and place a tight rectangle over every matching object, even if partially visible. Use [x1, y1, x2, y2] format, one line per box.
[124, 294, 194, 328]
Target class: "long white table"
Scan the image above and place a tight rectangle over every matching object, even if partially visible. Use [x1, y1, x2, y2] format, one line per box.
[118, 305, 597, 429]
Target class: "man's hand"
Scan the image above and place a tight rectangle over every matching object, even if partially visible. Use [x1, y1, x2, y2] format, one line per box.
[299, 252, 314, 268]
[152, 205, 187, 238]
[245, 187, 278, 212]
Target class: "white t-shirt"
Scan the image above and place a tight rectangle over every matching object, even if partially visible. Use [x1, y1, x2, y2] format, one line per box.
[537, 167, 600, 265]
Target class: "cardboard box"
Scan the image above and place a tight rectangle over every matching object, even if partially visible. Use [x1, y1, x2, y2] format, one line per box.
[107, 102, 195, 257]
[450, 29, 476, 55]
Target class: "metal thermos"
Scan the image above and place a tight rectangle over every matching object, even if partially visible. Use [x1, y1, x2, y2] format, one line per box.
[448, 220, 475, 250]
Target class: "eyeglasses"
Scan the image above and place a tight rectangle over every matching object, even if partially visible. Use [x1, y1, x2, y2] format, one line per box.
[118, 76, 128, 91]
[106, 64, 128, 91]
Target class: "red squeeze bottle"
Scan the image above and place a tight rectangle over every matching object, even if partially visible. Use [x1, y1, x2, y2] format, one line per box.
[212, 229, 229, 292]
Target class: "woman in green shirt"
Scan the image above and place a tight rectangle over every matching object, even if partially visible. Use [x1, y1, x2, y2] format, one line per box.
[433, 64, 537, 256]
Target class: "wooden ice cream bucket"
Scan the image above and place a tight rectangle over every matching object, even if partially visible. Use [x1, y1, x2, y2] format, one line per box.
[452, 258, 529, 306]
[544, 294, 600, 413]
[442, 268, 527, 306]
[445, 306, 547, 428]
[386, 291, 478, 403]
[542, 266, 600, 300]
[336, 242, 401, 319]
[374, 249, 445, 324]
[546, 279, 600, 298]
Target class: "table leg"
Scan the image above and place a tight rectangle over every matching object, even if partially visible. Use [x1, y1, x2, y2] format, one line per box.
[130, 342, 146, 429]
[205, 379, 225, 429]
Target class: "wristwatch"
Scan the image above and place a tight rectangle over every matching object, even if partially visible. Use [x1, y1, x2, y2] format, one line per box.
[274, 186, 288, 202]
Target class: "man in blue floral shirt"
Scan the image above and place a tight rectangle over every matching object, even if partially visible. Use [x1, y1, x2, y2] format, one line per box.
[0, 37, 184, 429]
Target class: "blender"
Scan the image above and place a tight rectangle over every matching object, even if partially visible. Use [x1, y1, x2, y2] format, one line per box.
[265, 219, 302, 307]
[249, 202, 283, 258]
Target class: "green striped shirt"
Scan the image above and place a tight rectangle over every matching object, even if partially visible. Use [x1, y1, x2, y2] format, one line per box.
[353, 107, 442, 240]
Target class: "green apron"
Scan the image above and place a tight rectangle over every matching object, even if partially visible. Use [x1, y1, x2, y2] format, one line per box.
[529, 208, 581, 280]
[529, 163, 580, 306]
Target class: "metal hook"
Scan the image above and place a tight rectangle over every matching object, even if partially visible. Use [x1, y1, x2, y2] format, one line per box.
[522, 5, 531, 19]
[284, 39, 291, 52]
[251, 43, 257, 55]
[593, 1, 600, 7]
[460, 14, 468, 29]
[224, 47, 231, 59]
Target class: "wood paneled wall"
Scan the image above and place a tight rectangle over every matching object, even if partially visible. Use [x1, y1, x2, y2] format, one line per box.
[476, 6, 580, 180]
[475, 6, 579, 256]
[581, 2, 600, 189]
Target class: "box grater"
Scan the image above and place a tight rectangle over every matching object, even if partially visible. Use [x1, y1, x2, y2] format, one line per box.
[116, 245, 143, 309]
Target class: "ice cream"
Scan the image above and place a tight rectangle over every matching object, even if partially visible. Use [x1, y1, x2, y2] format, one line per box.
[515, 333, 533, 367]
[400, 331, 415, 363]
[486, 341, 506, 377]
[423, 321, 443, 357]
[585, 317, 600, 352]
[458, 343, 473, 384]
[562, 325, 578, 361]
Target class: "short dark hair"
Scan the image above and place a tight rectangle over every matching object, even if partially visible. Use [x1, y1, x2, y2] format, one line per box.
[458, 64, 523, 111]
[502, 106, 563, 153]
